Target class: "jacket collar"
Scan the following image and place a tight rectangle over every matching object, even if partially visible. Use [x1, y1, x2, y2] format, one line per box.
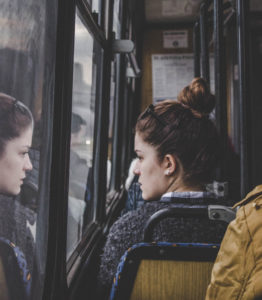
[159, 191, 216, 205]
[233, 184, 262, 208]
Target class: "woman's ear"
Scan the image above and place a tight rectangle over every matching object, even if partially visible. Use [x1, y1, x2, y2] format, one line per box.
[163, 154, 177, 175]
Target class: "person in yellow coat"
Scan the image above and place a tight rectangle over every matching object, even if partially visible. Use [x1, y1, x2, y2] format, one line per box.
[206, 185, 262, 300]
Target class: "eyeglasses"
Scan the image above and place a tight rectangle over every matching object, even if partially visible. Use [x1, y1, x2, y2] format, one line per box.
[139, 104, 167, 127]
[13, 99, 28, 114]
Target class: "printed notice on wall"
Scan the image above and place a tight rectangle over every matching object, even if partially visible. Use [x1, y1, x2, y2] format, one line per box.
[162, 0, 195, 16]
[152, 54, 194, 104]
[163, 30, 188, 48]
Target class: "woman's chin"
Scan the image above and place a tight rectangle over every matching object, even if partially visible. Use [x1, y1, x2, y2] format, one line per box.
[9, 186, 21, 196]
[141, 192, 152, 201]
[141, 191, 147, 200]
[0, 188, 20, 197]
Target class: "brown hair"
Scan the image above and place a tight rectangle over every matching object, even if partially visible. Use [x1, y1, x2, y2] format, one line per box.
[0, 93, 33, 157]
[136, 77, 219, 185]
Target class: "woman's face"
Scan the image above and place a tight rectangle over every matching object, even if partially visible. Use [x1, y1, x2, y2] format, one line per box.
[0, 126, 33, 196]
[134, 133, 169, 201]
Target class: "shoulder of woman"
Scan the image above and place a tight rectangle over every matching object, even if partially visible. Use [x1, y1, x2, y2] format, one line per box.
[233, 185, 262, 208]
[109, 201, 166, 234]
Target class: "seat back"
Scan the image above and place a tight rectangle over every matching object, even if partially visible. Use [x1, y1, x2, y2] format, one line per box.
[131, 259, 213, 300]
[110, 205, 235, 300]
[110, 242, 219, 300]
[0, 238, 31, 300]
[0, 254, 10, 300]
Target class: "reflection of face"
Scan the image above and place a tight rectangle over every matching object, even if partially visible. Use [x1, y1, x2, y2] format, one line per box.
[71, 124, 87, 146]
[0, 127, 33, 196]
[134, 133, 168, 201]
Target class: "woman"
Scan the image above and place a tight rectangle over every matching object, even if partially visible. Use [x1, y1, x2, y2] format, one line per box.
[0, 93, 34, 300]
[98, 78, 227, 296]
[0, 93, 33, 196]
[206, 184, 262, 300]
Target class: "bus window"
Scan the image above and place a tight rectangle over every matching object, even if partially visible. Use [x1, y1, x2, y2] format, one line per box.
[113, 0, 121, 39]
[0, 0, 58, 299]
[106, 0, 123, 196]
[92, 0, 101, 14]
[67, 9, 102, 260]
[107, 61, 116, 191]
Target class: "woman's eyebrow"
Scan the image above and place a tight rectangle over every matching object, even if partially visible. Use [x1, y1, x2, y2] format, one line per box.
[22, 145, 31, 149]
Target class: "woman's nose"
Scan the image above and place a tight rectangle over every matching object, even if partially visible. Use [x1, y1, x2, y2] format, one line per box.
[25, 156, 33, 171]
[133, 161, 140, 175]
[133, 168, 139, 175]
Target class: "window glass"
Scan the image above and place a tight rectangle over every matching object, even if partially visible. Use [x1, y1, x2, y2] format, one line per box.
[67, 11, 100, 259]
[92, 0, 102, 26]
[92, 0, 100, 13]
[113, 0, 121, 38]
[106, 0, 122, 193]
[0, 0, 57, 299]
[107, 61, 117, 191]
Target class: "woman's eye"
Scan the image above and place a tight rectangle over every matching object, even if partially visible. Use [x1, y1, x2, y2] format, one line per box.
[135, 153, 143, 161]
[21, 152, 29, 157]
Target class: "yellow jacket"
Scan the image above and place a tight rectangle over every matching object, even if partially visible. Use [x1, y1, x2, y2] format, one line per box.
[206, 185, 262, 300]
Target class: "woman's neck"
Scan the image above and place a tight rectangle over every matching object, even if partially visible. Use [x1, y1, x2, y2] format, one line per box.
[166, 176, 204, 193]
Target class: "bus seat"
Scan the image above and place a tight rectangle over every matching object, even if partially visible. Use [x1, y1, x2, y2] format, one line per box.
[0, 238, 31, 300]
[109, 242, 219, 300]
[0, 255, 10, 300]
[110, 205, 235, 300]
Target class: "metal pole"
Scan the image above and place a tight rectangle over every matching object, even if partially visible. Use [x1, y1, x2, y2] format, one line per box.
[200, 2, 210, 84]
[193, 21, 201, 77]
[236, 0, 249, 198]
[214, 0, 228, 181]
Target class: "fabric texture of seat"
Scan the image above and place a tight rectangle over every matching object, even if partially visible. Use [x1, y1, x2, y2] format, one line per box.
[0, 237, 31, 300]
[109, 242, 220, 300]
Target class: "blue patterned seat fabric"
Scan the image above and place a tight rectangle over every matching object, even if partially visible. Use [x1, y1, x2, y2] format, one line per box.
[0, 237, 32, 299]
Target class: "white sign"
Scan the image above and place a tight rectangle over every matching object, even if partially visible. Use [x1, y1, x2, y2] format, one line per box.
[162, 0, 201, 16]
[163, 30, 188, 48]
[162, 0, 191, 16]
[152, 54, 194, 104]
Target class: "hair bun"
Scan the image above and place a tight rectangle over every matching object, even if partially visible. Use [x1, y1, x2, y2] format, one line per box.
[177, 77, 215, 117]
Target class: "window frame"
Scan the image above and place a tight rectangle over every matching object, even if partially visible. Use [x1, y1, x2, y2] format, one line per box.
[43, 0, 141, 297]
[106, 0, 140, 205]
[41, 0, 113, 297]
[65, 0, 112, 275]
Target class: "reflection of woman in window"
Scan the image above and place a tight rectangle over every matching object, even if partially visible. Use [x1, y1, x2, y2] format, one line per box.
[69, 112, 89, 199]
[0, 93, 33, 196]
[67, 113, 88, 258]
[0, 93, 34, 300]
